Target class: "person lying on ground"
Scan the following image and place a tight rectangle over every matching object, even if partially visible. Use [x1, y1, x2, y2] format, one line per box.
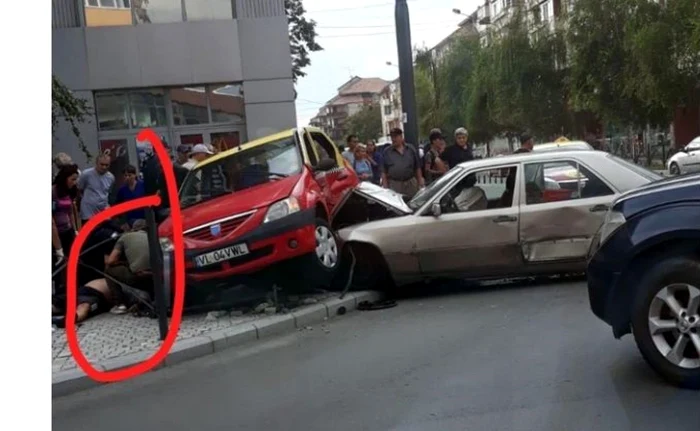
[52, 278, 116, 328]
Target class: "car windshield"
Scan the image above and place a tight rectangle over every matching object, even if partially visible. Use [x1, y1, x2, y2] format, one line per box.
[179, 136, 302, 209]
[606, 154, 663, 182]
[408, 167, 465, 210]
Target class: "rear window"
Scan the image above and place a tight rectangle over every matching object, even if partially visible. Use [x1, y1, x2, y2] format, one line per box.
[606, 154, 663, 182]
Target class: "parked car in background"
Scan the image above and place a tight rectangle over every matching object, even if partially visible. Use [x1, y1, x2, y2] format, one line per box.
[667, 136, 700, 176]
[587, 173, 700, 389]
[159, 127, 359, 307]
[331, 151, 661, 290]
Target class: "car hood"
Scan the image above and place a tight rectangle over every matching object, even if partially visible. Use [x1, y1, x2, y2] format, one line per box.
[158, 174, 300, 237]
[342, 181, 413, 215]
[613, 173, 700, 215]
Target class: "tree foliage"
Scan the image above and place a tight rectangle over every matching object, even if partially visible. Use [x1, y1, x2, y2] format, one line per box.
[344, 103, 383, 142]
[52, 75, 93, 160]
[285, 0, 323, 85]
[413, 0, 700, 144]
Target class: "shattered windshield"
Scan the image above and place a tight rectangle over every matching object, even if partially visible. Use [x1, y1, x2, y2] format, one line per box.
[408, 167, 465, 210]
[179, 136, 302, 209]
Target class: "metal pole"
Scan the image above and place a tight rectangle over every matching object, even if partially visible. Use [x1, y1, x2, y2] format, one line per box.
[395, 0, 419, 148]
[145, 207, 169, 341]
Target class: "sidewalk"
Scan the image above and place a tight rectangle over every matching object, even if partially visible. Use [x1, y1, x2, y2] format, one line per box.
[53, 290, 382, 397]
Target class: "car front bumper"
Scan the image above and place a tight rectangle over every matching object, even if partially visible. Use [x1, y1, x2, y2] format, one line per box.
[168, 208, 317, 285]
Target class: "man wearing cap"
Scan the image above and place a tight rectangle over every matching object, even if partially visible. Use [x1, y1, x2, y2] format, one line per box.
[442, 127, 473, 170]
[182, 144, 214, 170]
[382, 128, 425, 198]
[515, 134, 534, 153]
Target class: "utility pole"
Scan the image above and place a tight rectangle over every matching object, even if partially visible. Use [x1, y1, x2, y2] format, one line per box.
[394, 0, 419, 148]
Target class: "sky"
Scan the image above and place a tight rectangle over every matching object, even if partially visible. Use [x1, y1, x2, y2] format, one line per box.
[294, 0, 484, 126]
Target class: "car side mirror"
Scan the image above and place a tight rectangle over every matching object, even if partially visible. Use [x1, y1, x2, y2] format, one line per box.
[431, 202, 442, 217]
[314, 157, 336, 173]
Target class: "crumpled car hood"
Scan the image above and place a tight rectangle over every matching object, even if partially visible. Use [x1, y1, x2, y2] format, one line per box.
[347, 181, 413, 215]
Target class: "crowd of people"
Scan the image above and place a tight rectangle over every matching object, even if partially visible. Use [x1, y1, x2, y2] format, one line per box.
[51, 142, 223, 328]
[341, 126, 491, 199]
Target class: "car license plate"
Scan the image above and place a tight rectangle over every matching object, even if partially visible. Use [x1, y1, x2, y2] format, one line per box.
[194, 243, 250, 267]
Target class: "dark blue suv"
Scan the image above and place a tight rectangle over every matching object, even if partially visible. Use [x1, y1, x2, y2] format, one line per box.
[587, 173, 700, 390]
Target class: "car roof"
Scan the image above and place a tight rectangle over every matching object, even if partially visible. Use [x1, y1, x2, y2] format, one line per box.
[533, 141, 593, 152]
[196, 128, 300, 168]
[455, 149, 605, 170]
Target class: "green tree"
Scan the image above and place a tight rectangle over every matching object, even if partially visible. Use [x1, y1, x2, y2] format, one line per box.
[437, 37, 479, 136]
[344, 103, 382, 142]
[285, 0, 323, 85]
[52, 75, 93, 160]
[623, 0, 700, 124]
[566, 0, 651, 128]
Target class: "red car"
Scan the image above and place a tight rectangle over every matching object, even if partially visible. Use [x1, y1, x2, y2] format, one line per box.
[158, 127, 359, 305]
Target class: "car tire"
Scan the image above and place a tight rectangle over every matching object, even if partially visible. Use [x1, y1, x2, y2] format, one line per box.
[299, 218, 341, 289]
[669, 162, 680, 176]
[342, 243, 398, 297]
[631, 256, 700, 390]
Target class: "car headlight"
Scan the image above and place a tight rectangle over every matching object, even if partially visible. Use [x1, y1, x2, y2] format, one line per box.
[598, 210, 626, 246]
[264, 197, 300, 223]
[159, 238, 174, 252]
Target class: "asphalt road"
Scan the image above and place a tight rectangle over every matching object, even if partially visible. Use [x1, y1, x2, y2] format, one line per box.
[53, 279, 700, 431]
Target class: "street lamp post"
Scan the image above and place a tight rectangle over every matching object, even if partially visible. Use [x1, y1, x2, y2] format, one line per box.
[394, 0, 418, 148]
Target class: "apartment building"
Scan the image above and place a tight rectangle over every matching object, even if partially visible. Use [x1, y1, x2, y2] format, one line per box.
[52, 0, 297, 171]
[430, 15, 479, 63]
[379, 79, 402, 139]
[309, 77, 389, 143]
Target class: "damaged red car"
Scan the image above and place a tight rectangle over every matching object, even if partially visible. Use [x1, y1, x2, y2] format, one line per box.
[158, 127, 358, 307]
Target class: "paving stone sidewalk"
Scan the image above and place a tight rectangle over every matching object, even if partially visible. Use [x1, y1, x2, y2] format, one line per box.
[52, 290, 358, 374]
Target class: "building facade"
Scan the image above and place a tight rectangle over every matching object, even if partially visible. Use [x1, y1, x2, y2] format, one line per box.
[52, 0, 297, 171]
[379, 79, 402, 139]
[309, 77, 389, 143]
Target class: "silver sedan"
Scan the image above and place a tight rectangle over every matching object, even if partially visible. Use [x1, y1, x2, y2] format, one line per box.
[331, 150, 662, 289]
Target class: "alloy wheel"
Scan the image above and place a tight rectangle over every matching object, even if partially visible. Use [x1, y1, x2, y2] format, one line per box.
[315, 226, 338, 269]
[670, 163, 680, 176]
[648, 283, 700, 369]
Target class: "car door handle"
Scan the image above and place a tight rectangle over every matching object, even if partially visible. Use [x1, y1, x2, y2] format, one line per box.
[589, 204, 609, 213]
[492, 215, 517, 223]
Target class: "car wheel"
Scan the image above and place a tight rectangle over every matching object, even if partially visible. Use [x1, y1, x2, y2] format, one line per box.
[670, 162, 680, 176]
[631, 257, 700, 390]
[340, 243, 397, 296]
[292, 218, 341, 291]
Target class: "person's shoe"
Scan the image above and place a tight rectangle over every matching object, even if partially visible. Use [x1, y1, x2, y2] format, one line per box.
[110, 305, 128, 315]
[52, 316, 66, 329]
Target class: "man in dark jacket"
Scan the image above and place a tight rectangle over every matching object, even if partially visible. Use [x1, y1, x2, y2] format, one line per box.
[515, 133, 534, 153]
[442, 127, 474, 169]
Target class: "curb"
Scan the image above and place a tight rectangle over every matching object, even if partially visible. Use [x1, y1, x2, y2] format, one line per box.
[52, 290, 383, 398]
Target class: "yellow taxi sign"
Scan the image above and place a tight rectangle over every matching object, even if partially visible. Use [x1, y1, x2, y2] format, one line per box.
[554, 136, 570, 143]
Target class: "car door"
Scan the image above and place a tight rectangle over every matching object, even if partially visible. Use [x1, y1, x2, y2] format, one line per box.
[304, 128, 359, 213]
[684, 138, 700, 173]
[415, 164, 523, 278]
[518, 158, 618, 263]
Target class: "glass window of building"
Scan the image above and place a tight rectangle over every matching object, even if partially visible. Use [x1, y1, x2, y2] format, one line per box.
[208, 84, 245, 123]
[171, 87, 209, 125]
[184, 0, 234, 21]
[85, 0, 133, 27]
[95, 92, 130, 130]
[133, 0, 183, 24]
[129, 89, 167, 128]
